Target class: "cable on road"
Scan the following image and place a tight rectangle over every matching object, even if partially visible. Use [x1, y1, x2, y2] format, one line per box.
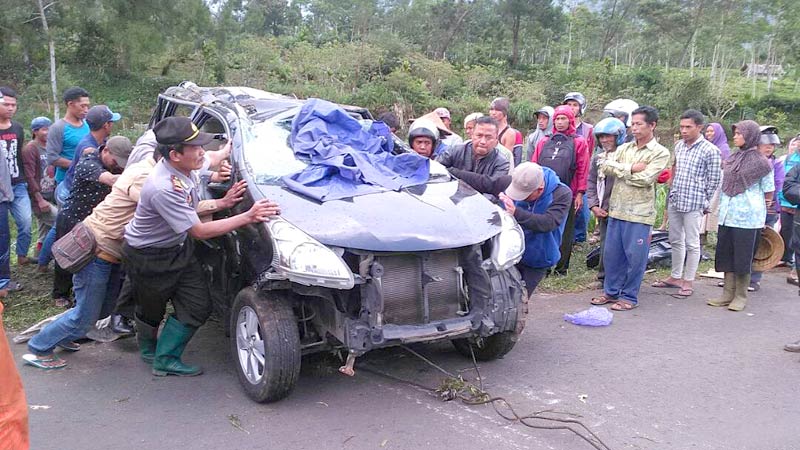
[356, 344, 612, 450]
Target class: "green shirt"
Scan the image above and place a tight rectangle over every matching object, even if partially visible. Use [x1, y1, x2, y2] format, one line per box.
[602, 138, 671, 225]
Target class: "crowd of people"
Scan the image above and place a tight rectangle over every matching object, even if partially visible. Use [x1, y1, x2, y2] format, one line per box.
[404, 93, 799, 315]
[1, 84, 799, 448]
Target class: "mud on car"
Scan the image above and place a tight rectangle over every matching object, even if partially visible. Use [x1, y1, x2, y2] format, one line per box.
[151, 82, 528, 403]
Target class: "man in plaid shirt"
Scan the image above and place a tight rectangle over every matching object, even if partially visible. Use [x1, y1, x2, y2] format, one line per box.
[653, 109, 722, 297]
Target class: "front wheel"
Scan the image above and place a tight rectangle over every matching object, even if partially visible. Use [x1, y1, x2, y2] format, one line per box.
[451, 331, 519, 361]
[230, 287, 300, 403]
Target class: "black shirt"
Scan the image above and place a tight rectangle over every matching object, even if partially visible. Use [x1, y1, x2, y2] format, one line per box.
[61, 152, 110, 231]
[0, 121, 25, 185]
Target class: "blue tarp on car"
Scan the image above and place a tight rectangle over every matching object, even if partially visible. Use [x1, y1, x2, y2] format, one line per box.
[282, 98, 430, 202]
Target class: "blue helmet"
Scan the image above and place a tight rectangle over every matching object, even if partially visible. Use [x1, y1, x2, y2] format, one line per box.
[593, 117, 627, 146]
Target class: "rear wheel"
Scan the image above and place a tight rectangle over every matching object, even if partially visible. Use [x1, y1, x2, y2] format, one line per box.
[230, 287, 300, 403]
[452, 332, 519, 361]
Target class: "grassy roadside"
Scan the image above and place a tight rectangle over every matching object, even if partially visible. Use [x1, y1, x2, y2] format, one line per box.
[1, 236, 719, 331]
[2, 259, 60, 331]
[537, 237, 717, 295]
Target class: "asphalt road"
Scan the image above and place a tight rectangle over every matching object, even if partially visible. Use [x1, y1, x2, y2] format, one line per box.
[10, 269, 800, 450]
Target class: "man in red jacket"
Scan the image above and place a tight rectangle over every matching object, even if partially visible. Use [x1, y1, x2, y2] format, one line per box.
[531, 105, 589, 275]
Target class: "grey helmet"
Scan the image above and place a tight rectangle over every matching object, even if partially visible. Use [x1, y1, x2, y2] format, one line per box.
[563, 92, 587, 116]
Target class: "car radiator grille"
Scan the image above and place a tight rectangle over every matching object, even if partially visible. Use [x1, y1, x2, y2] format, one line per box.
[376, 251, 463, 325]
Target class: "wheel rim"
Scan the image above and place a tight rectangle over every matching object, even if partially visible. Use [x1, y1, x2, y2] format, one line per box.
[236, 306, 266, 385]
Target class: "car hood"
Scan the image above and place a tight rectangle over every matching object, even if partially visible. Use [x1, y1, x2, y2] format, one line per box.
[255, 179, 504, 252]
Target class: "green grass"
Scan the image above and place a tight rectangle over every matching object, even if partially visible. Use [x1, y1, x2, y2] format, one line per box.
[2, 259, 60, 331]
[537, 233, 717, 294]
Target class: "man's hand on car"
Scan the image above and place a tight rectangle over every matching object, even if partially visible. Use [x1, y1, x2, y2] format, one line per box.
[217, 180, 247, 209]
[245, 199, 281, 223]
[210, 160, 232, 183]
[499, 192, 516, 215]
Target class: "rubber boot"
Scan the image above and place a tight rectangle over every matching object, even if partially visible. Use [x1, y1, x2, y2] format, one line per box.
[151, 316, 202, 377]
[728, 273, 750, 311]
[135, 315, 158, 364]
[708, 272, 735, 307]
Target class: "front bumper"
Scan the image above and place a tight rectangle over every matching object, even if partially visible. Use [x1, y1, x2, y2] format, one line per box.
[342, 263, 525, 355]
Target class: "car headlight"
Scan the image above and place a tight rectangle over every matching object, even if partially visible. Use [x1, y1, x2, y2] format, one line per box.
[490, 211, 525, 271]
[268, 219, 355, 289]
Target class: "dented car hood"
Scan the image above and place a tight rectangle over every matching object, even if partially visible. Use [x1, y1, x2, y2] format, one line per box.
[255, 178, 504, 252]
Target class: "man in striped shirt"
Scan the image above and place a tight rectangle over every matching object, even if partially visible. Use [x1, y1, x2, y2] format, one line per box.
[653, 109, 722, 297]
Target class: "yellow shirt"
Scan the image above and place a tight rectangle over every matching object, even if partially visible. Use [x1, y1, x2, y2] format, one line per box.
[603, 137, 671, 225]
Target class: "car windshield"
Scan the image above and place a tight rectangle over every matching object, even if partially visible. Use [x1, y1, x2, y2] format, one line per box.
[245, 119, 451, 186]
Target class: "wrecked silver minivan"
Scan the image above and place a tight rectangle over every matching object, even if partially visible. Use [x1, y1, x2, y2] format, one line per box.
[151, 83, 527, 402]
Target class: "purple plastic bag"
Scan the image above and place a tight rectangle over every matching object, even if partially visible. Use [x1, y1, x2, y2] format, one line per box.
[564, 306, 613, 327]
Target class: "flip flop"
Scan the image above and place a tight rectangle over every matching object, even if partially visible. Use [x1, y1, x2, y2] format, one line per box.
[671, 287, 694, 299]
[22, 353, 67, 370]
[651, 280, 682, 288]
[590, 295, 616, 305]
[610, 301, 638, 311]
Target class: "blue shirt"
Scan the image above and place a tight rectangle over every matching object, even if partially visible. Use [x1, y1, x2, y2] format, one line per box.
[778, 153, 800, 208]
[55, 121, 90, 183]
[718, 171, 775, 229]
[64, 133, 100, 192]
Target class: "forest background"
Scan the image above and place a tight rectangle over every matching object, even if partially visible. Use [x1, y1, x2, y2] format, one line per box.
[2, 0, 800, 145]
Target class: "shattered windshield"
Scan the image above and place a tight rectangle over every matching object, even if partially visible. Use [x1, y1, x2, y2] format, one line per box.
[244, 119, 450, 186]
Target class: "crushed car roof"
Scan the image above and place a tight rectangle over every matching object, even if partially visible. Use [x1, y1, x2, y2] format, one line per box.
[161, 84, 369, 122]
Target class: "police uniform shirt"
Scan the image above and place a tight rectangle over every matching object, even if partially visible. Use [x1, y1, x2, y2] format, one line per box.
[124, 159, 200, 249]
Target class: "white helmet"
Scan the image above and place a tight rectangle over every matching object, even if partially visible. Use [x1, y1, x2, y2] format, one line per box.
[759, 125, 781, 145]
[603, 99, 639, 127]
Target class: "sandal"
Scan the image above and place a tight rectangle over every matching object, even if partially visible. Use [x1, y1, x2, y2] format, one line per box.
[652, 280, 682, 288]
[671, 287, 694, 298]
[610, 301, 638, 311]
[57, 341, 81, 352]
[22, 353, 67, 370]
[590, 295, 616, 305]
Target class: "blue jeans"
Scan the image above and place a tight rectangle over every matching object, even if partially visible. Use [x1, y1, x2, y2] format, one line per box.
[0, 202, 10, 288]
[602, 218, 651, 305]
[38, 227, 57, 266]
[10, 183, 32, 258]
[55, 180, 70, 208]
[28, 257, 122, 354]
[574, 193, 589, 242]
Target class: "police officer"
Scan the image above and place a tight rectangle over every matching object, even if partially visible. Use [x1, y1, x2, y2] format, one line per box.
[123, 117, 279, 377]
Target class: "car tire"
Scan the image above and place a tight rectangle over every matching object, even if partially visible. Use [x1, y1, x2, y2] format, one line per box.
[451, 331, 519, 361]
[230, 287, 300, 403]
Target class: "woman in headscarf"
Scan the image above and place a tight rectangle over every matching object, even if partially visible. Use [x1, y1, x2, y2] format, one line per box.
[705, 122, 732, 161]
[708, 120, 774, 312]
[749, 127, 785, 291]
[700, 122, 732, 238]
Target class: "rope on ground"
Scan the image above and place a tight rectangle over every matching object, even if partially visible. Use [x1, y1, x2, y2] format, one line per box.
[356, 344, 612, 450]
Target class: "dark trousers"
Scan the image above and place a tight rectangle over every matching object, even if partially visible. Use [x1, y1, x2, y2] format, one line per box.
[122, 240, 211, 329]
[517, 265, 548, 294]
[554, 200, 576, 274]
[715, 226, 759, 274]
[780, 210, 795, 263]
[596, 217, 608, 280]
[113, 271, 134, 320]
[51, 214, 73, 300]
